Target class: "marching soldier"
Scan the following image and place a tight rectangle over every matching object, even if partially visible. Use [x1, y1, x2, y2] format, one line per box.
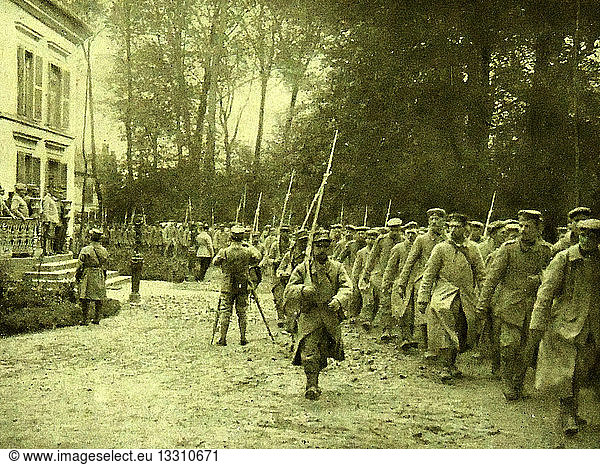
[359, 217, 403, 339]
[417, 214, 486, 382]
[468, 221, 485, 243]
[337, 225, 365, 272]
[478, 210, 551, 400]
[212, 225, 261, 346]
[527, 218, 600, 435]
[352, 228, 379, 321]
[551, 207, 592, 257]
[478, 220, 507, 263]
[382, 221, 418, 345]
[285, 230, 352, 400]
[269, 225, 291, 327]
[398, 208, 447, 350]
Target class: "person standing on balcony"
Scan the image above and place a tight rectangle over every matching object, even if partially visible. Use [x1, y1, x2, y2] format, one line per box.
[41, 187, 60, 255]
[10, 183, 29, 220]
[0, 185, 16, 218]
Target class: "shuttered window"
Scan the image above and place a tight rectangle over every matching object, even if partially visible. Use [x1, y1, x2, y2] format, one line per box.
[16, 152, 41, 187]
[16, 48, 36, 119]
[47, 63, 70, 129]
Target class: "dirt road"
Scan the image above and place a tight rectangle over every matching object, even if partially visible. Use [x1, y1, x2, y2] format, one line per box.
[1, 277, 599, 449]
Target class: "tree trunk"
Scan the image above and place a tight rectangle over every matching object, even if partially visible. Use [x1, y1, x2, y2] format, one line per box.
[282, 80, 299, 150]
[124, 0, 134, 184]
[253, 71, 269, 174]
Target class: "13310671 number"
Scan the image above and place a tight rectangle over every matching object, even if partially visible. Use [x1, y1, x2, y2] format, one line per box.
[158, 450, 218, 461]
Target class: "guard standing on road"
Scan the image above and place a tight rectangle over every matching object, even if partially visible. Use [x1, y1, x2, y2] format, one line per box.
[212, 225, 261, 346]
[75, 228, 109, 325]
[285, 230, 352, 400]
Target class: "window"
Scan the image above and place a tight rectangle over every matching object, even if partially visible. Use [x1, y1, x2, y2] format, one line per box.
[47, 63, 70, 129]
[16, 47, 42, 120]
[46, 159, 67, 192]
[16, 152, 41, 187]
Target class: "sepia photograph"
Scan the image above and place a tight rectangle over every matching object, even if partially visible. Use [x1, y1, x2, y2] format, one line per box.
[1, 0, 600, 453]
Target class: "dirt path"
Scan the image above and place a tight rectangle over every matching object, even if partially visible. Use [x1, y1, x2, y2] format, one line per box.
[1, 276, 599, 449]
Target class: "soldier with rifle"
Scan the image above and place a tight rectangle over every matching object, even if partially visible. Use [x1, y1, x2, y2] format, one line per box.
[212, 225, 261, 346]
[268, 225, 291, 327]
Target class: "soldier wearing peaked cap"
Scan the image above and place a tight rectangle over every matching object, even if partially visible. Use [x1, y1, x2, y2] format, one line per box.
[75, 228, 109, 325]
[478, 220, 507, 264]
[212, 225, 261, 346]
[398, 208, 447, 350]
[478, 210, 552, 399]
[284, 230, 352, 400]
[359, 218, 403, 339]
[468, 221, 485, 243]
[337, 225, 367, 273]
[551, 207, 592, 257]
[527, 218, 600, 435]
[11, 183, 29, 220]
[350, 228, 378, 321]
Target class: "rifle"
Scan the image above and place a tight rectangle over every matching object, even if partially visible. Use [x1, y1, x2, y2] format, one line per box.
[250, 288, 275, 343]
[363, 205, 368, 227]
[304, 130, 338, 275]
[301, 188, 320, 230]
[251, 192, 262, 245]
[385, 199, 392, 226]
[279, 170, 295, 231]
[339, 202, 344, 225]
[210, 296, 222, 345]
[483, 191, 496, 238]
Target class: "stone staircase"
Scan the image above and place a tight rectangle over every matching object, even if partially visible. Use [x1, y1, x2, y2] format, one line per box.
[22, 252, 131, 289]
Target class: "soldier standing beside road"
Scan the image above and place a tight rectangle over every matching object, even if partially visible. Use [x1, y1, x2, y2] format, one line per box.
[41, 187, 60, 256]
[212, 225, 261, 346]
[478, 210, 551, 400]
[285, 230, 352, 400]
[195, 223, 214, 281]
[75, 228, 109, 325]
[527, 218, 600, 436]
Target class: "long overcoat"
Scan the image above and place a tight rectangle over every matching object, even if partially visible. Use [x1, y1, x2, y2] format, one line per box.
[382, 240, 412, 318]
[284, 258, 352, 367]
[479, 238, 551, 328]
[77, 242, 109, 300]
[418, 240, 485, 351]
[530, 245, 600, 396]
[398, 231, 446, 325]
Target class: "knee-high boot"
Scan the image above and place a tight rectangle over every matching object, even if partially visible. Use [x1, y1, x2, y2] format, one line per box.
[559, 397, 579, 436]
[92, 300, 102, 324]
[239, 313, 248, 345]
[80, 300, 89, 326]
[217, 317, 230, 346]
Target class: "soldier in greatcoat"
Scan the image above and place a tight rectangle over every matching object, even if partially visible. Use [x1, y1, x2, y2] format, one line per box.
[468, 221, 485, 243]
[359, 217, 403, 339]
[285, 230, 352, 400]
[398, 208, 447, 350]
[478, 220, 507, 264]
[269, 225, 291, 327]
[382, 221, 418, 345]
[75, 228, 109, 325]
[478, 210, 551, 400]
[551, 207, 591, 257]
[337, 225, 365, 273]
[417, 213, 486, 381]
[526, 218, 600, 436]
[352, 228, 378, 321]
[212, 225, 261, 346]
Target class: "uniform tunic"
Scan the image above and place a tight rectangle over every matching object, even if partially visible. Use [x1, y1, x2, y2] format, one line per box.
[530, 245, 600, 397]
[383, 239, 412, 319]
[285, 258, 352, 369]
[77, 242, 109, 300]
[418, 240, 485, 351]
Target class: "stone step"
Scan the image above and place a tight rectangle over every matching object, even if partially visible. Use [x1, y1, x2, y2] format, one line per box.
[38, 259, 80, 271]
[24, 269, 120, 282]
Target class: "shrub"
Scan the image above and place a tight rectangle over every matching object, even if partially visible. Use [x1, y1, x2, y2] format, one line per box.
[0, 280, 121, 336]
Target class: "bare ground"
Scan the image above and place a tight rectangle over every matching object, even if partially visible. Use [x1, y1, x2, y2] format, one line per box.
[1, 271, 599, 449]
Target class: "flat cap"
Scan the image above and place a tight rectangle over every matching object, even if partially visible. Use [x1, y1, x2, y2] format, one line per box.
[387, 217, 403, 227]
[296, 229, 309, 241]
[14, 183, 27, 190]
[504, 222, 520, 232]
[330, 223, 343, 229]
[468, 221, 484, 228]
[448, 213, 468, 225]
[427, 208, 447, 218]
[403, 221, 419, 231]
[367, 228, 380, 236]
[488, 220, 506, 232]
[568, 207, 592, 221]
[314, 229, 332, 243]
[346, 224, 357, 231]
[578, 218, 600, 231]
[518, 209, 543, 222]
[231, 225, 245, 235]
[279, 225, 290, 232]
[89, 228, 103, 240]
[355, 226, 369, 232]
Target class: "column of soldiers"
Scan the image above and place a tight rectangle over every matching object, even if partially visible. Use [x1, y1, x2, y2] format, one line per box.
[206, 205, 599, 437]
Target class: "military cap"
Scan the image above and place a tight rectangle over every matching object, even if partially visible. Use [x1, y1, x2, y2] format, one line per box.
[280, 225, 290, 232]
[468, 221, 484, 228]
[230, 225, 245, 236]
[504, 222, 520, 232]
[314, 230, 332, 243]
[427, 208, 447, 218]
[403, 221, 418, 231]
[568, 207, 592, 221]
[89, 228, 103, 240]
[387, 217, 403, 228]
[447, 213, 468, 225]
[296, 229, 309, 241]
[331, 223, 343, 229]
[346, 224, 357, 231]
[356, 226, 369, 231]
[518, 209, 543, 222]
[577, 218, 600, 232]
[487, 220, 506, 233]
[14, 182, 27, 191]
[367, 228, 380, 236]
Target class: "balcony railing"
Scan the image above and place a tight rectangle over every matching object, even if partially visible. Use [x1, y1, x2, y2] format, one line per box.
[0, 218, 39, 257]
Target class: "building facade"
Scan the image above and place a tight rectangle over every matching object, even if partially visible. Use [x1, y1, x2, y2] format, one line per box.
[0, 0, 93, 230]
